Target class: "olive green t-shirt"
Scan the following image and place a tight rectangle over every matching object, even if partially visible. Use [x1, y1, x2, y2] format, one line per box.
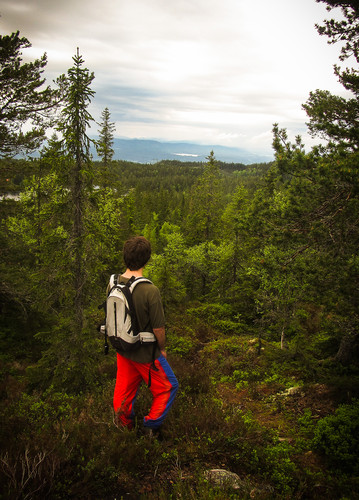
[110, 275, 164, 363]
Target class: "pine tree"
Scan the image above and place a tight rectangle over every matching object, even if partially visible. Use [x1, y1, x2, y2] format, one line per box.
[271, 0, 359, 362]
[309, 0, 359, 363]
[0, 31, 60, 157]
[304, 1, 359, 151]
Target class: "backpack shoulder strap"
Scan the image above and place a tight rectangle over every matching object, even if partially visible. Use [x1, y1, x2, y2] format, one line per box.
[121, 281, 140, 335]
[125, 277, 152, 334]
[129, 277, 152, 292]
[108, 274, 117, 290]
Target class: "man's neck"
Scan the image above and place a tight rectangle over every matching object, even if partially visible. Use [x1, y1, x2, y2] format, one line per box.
[122, 268, 143, 279]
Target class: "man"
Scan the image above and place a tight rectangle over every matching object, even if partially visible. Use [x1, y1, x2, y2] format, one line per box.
[111, 236, 178, 437]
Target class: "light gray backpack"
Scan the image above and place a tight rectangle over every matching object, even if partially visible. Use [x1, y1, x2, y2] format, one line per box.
[104, 274, 156, 353]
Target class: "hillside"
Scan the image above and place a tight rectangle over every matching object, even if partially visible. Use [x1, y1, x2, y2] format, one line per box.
[1, 305, 358, 499]
[90, 137, 273, 164]
[2, 150, 359, 498]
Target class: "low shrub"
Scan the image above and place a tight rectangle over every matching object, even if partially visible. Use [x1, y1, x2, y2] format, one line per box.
[187, 303, 245, 334]
[313, 399, 359, 473]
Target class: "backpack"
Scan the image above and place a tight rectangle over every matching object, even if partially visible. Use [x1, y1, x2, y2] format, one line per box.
[103, 274, 157, 354]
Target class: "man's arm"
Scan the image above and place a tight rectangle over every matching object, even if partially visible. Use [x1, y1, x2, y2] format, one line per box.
[153, 327, 166, 358]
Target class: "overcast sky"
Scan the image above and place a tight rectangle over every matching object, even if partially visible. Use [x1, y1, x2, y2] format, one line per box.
[1, 0, 347, 156]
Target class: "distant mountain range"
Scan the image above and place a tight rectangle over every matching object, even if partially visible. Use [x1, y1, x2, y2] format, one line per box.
[91, 138, 273, 165]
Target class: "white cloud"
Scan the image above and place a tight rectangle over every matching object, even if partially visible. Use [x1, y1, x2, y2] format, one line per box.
[1, 0, 349, 155]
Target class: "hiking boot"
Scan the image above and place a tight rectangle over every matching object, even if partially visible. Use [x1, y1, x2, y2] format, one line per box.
[113, 411, 133, 431]
[143, 427, 163, 441]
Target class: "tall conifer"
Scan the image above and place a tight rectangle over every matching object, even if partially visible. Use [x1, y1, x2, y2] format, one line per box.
[97, 107, 115, 166]
[57, 49, 95, 334]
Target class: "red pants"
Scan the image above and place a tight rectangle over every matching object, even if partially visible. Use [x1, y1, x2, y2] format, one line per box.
[113, 353, 178, 430]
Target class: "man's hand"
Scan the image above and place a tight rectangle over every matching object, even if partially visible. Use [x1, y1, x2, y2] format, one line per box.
[153, 327, 166, 353]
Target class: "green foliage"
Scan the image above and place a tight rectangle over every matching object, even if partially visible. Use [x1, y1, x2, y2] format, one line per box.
[0, 31, 60, 157]
[261, 440, 298, 494]
[315, 1, 359, 64]
[57, 51, 95, 163]
[303, 89, 359, 152]
[24, 322, 102, 393]
[96, 106, 115, 168]
[168, 335, 196, 357]
[313, 400, 359, 472]
[186, 151, 224, 244]
[187, 303, 245, 334]
[145, 223, 187, 308]
[297, 408, 315, 437]
[1, 309, 359, 499]
[2, 11, 359, 498]
[85, 187, 126, 277]
[11, 389, 74, 429]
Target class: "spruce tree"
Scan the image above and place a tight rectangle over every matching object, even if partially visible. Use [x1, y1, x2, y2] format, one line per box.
[57, 49, 95, 335]
[18, 49, 99, 391]
[97, 107, 115, 166]
[186, 151, 222, 245]
[185, 151, 223, 294]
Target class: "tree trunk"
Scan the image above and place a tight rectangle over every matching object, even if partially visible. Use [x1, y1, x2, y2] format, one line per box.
[335, 332, 359, 365]
[73, 145, 83, 333]
[281, 324, 288, 350]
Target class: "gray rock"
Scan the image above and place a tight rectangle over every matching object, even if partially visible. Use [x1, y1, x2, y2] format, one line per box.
[282, 386, 302, 396]
[204, 468, 242, 489]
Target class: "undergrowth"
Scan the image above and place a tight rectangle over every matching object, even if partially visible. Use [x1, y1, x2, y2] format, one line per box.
[1, 307, 359, 499]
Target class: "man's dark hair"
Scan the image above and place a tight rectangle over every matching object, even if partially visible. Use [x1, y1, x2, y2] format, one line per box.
[123, 236, 151, 271]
